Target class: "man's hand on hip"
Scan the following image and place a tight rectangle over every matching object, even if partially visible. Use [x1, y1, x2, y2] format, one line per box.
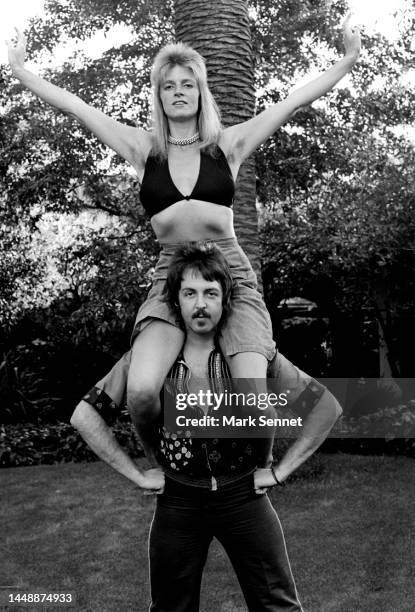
[254, 468, 274, 495]
[140, 468, 165, 495]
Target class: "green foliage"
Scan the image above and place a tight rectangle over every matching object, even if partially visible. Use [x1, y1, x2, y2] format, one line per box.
[322, 403, 415, 456]
[0, 419, 141, 467]
[338, 402, 415, 437]
[261, 135, 415, 312]
[254, 1, 415, 376]
[0, 215, 157, 424]
[252, 0, 349, 86]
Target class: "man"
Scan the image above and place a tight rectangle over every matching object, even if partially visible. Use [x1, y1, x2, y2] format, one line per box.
[71, 243, 342, 611]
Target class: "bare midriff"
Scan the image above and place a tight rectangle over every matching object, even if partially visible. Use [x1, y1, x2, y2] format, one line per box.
[151, 199, 235, 244]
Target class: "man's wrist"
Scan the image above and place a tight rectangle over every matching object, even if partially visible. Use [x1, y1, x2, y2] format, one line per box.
[271, 464, 286, 486]
[132, 469, 150, 488]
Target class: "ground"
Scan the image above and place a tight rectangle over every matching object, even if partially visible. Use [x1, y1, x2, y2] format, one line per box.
[1, 454, 414, 611]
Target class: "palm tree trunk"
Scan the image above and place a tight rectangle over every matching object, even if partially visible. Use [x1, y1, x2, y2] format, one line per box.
[174, 0, 261, 281]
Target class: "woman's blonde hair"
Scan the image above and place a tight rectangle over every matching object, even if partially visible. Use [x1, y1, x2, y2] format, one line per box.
[150, 42, 222, 158]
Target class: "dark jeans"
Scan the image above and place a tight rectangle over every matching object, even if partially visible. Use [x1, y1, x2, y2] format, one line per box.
[149, 474, 303, 612]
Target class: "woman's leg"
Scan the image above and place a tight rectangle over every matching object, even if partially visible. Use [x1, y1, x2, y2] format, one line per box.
[227, 351, 268, 377]
[226, 352, 275, 468]
[216, 241, 276, 465]
[127, 320, 184, 466]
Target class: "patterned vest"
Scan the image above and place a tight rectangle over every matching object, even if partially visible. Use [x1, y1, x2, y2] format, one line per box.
[158, 348, 260, 488]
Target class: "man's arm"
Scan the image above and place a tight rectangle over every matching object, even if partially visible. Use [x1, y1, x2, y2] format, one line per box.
[272, 389, 341, 482]
[255, 353, 341, 490]
[70, 400, 164, 492]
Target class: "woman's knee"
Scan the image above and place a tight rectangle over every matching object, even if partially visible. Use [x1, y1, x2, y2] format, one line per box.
[227, 351, 268, 378]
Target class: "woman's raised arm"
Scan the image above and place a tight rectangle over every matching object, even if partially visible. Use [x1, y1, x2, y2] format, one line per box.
[6, 28, 149, 167]
[222, 14, 361, 164]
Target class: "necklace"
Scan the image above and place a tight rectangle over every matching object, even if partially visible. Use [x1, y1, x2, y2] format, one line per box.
[168, 132, 200, 146]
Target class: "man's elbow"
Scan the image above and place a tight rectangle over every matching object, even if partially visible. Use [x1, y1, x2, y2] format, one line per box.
[332, 393, 343, 419]
[70, 405, 81, 429]
[70, 400, 91, 429]
[322, 389, 343, 420]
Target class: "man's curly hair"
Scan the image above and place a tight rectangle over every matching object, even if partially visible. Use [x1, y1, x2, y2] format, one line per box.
[163, 243, 235, 329]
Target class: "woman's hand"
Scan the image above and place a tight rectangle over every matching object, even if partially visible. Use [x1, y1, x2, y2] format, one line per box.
[342, 13, 361, 62]
[6, 27, 27, 74]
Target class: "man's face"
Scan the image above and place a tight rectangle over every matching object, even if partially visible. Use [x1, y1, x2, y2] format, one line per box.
[178, 268, 223, 335]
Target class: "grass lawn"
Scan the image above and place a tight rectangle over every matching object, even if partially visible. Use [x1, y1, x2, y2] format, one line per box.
[1, 454, 414, 612]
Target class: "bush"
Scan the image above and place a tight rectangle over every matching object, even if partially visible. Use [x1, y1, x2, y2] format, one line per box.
[321, 403, 415, 456]
[0, 340, 129, 425]
[0, 421, 142, 468]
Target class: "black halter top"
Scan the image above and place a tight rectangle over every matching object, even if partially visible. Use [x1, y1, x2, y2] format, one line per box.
[139, 145, 235, 218]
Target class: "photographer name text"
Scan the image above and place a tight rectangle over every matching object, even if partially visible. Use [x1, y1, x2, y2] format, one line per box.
[175, 415, 303, 428]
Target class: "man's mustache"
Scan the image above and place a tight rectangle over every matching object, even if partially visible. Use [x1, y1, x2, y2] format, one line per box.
[192, 308, 210, 319]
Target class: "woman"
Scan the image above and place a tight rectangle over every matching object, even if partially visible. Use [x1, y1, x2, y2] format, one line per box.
[7, 18, 360, 463]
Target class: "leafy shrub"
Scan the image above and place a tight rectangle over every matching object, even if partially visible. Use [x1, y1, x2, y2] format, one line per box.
[0, 421, 142, 468]
[0, 340, 129, 425]
[0, 212, 158, 425]
[321, 403, 415, 456]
